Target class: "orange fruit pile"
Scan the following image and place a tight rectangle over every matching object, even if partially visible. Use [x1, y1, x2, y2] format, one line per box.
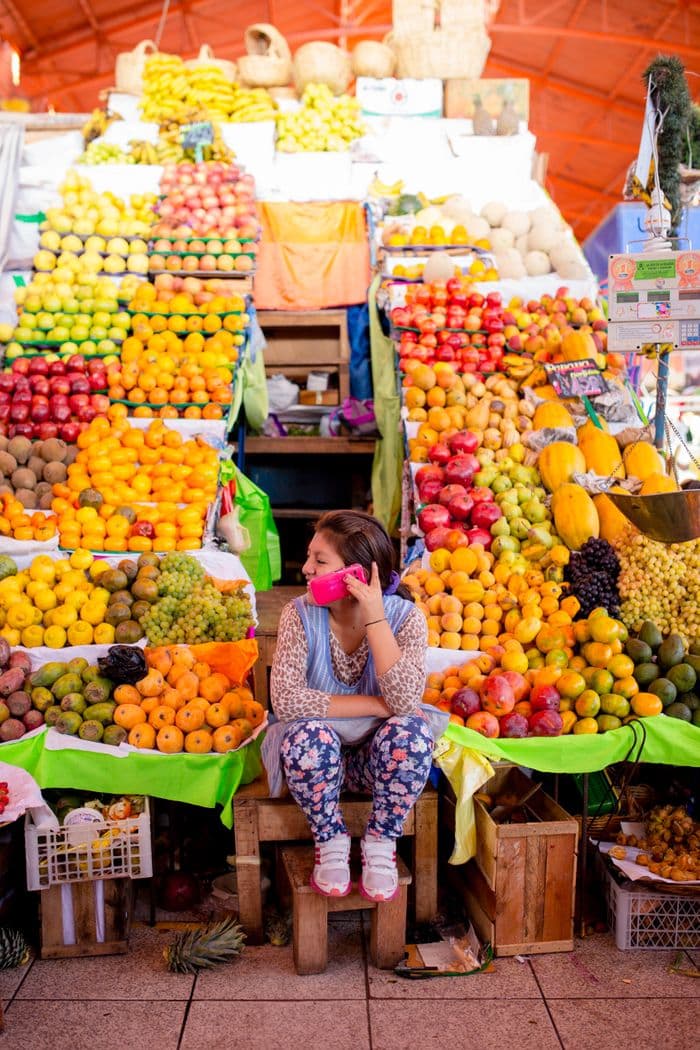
[107, 330, 234, 419]
[130, 275, 248, 317]
[113, 647, 265, 754]
[0, 493, 57, 542]
[50, 417, 218, 551]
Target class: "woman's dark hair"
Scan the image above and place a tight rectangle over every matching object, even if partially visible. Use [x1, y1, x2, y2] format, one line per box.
[314, 510, 413, 601]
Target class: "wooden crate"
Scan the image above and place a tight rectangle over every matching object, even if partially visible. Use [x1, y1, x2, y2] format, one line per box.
[257, 309, 350, 403]
[40, 878, 131, 959]
[441, 767, 577, 956]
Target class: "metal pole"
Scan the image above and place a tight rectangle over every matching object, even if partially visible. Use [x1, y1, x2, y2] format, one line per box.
[654, 346, 670, 450]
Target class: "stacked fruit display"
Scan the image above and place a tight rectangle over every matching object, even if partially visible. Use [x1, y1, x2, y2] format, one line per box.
[49, 417, 219, 552]
[618, 804, 700, 881]
[139, 51, 278, 124]
[0, 359, 109, 440]
[613, 527, 700, 642]
[41, 170, 157, 240]
[621, 622, 699, 726]
[423, 609, 672, 737]
[0, 272, 130, 361]
[0, 434, 75, 508]
[276, 84, 364, 152]
[150, 161, 260, 274]
[0, 549, 253, 650]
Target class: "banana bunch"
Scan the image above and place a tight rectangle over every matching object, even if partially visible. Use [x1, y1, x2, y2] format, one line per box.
[228, 86, 278, 123]
[82, 107, 122, 145]
[185, 64, 238, 120]
[128, 139, 161, 165]
[140, 53, 191, 121]
[369, 176, 404, 198]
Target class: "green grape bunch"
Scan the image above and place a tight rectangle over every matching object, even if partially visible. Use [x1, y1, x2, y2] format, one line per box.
[612, 526, 700, 639]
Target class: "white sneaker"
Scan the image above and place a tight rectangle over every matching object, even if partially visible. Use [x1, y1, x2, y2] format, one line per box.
[310, 833, 351, 897]
[359, 836, 398, 902]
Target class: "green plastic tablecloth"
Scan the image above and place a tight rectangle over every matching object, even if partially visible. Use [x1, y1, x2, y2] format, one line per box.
[0, 730, 263, 828]
[444, 716, 700, 771]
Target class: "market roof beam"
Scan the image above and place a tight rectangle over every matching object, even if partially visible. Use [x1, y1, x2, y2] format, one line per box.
[490, 21, 700, 60]
[2, 0, 40, 49]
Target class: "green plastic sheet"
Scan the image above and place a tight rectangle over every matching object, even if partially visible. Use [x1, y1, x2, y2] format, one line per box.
[369, 274, 402, 534]
[444, 717, 700, 772]
[0, 731, 263, 828]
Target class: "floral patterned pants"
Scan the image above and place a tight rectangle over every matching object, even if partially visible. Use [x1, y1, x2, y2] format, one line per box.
[279, 715, 434, 843]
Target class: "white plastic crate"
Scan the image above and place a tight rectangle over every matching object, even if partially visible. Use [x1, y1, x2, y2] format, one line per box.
[25, 799, 152, 892]
[604, 865, 700, 950]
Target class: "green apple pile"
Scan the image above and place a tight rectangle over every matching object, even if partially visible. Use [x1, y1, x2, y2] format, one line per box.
[276, 83, 364, 153]
[42, 170, 157, 239]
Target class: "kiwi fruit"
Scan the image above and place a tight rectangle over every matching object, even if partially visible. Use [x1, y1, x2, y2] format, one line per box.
[117, 559, 138, 582]
[64, 445, 79, 465]
[0, 483, 12, 497]
[35, 481, 52, 500]
[7, 436, 31, 465]
[43, 462, 67, 485]
[15, 488, 37, 509]
[39, 438, 68, 463]
[137, 552, 160, 569]
[0, 452, 17, 476]
[39, 491, 54, 510]
[27, 456, 44, 481]
[11, 467, 36, 491]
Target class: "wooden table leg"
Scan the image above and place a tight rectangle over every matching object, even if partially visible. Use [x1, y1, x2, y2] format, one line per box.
[233, 797, 264, 944]
[412, 790, 438, 923]
[370, 886, 408, 969]
[293, 890, 329, 975]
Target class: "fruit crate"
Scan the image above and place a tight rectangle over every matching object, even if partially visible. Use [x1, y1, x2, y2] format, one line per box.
[25, 799, 152, 891]
[39, 877, 131, 959]
[603, 862, 700, 950]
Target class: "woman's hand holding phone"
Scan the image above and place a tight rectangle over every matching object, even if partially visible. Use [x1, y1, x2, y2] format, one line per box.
[343, 562, 385, 625]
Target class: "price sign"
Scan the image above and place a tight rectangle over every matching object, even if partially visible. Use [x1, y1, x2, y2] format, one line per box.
[544, 360, 608, 399]
[181, 121, 214, 160]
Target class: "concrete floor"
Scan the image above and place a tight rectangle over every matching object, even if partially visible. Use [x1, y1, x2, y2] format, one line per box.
[1, 917, 698, 1050]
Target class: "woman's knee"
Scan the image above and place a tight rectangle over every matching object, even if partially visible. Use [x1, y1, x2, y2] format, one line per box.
[280, 719, 342, 762]
[371, 713, 434, 754]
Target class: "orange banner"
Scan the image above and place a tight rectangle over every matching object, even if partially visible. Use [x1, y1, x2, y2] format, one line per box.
[254, 201, 371, 310]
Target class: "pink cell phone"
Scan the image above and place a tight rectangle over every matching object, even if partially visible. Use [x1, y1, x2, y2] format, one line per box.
[309, 563, 367, 605]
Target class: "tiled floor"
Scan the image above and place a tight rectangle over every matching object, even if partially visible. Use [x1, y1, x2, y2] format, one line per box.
[1, 921, 698, 1050]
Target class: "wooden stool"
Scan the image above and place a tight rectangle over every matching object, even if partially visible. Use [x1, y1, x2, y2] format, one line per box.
[282, 845, 411, 974]
[233, 775, 438, 943]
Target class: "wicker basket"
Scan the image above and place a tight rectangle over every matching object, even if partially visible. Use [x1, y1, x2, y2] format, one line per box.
[387, 27, 491, 79]
[114, 39, 157, 95]
[185, 44, 237, 81]
[392, 0, 437, 33]
[293, 42, 353, 96]
[238, 23, 292, 87]
[352, 41, 396, 79]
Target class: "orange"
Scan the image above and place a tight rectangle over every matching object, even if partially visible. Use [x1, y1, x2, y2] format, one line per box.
[128, 723, 157, 749]
[185, 729, 213, 754]
[212, 724, 243, 753]
[241, 699, 265, 727]
[614, 676, 639, 700]
[575, 690, 601, 718]
[582, 642, 614, 669]
[175, 704, 205, 732]
[606, 654, 634, 679]
[556, 671, 586, 699]
[114, 704, 146, 730]
[148, 705, 176, 728]
[156, 725, 184, 753]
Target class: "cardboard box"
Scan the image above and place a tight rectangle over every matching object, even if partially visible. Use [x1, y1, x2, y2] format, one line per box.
[445, 78, 529, 121]
[356, 77, 443, 118]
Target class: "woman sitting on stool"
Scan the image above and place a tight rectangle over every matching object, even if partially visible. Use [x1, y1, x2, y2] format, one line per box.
[263, 510, 447, 903]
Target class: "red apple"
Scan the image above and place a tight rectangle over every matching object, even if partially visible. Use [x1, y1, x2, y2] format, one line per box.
[48, 360, 66, 375]
[49, 397, 71, 423]
[67, 374, 90, 395]
[59, 421, 81, 442]
[28, 357, 49, 375]
[530, 685, 561, 712]
[499, 712, 529, 738]
[37, 422, 59, 439]
[480, 674, 515, 716]
[417, 503, 451, 534]
[451, 687, 481, 720]
[528, 709, 563, 736]
[90, 394, 110, 415]
[501, 671, 529, 702]
[0, 374, 15, 393]
[50, 377, 71, 396]
[10, 402, 29, 422]
[10, 421, 34, 438]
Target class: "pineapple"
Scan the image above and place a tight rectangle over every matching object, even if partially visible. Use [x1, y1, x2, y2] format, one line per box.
[163, 917, 245, 973]
[264, 908, 292, 947]
[0, 928, 29, 970]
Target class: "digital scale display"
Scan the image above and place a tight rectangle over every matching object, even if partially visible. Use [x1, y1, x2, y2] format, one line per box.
[608, 249, 700, 348]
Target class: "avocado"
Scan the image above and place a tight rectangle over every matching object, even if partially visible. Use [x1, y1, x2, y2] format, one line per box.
[634, 662, 660, 687]
[693, 707, 700, 727]
[625, 638, 652, 664]
[638, 620, 663, 650]
[103, 724, 127, 747]
[31, 662, 68, 689]
[51, 672, 84, 701]
[54, 710, 83, 735]
[83, 701, 116, 725]
[665, 701, 692, 722]
[648, 678, 677, 707]
[60, 693, 87, 714]
[666, 663, 697, 695]
[684, 653, 700, 675]
[78, 719, 104, 742]
[680, 691, 699, 712]
[657, 633, 686, 669]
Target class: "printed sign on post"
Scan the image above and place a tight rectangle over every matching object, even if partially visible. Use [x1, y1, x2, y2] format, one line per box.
[544, 360, 608, 399]
[181, 121, 214, 161]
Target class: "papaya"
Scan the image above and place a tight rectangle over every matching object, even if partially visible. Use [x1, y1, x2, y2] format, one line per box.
[31, 662, 69, 689]
[83, 701, 116, 725]
[593, 486, 632, 543]
[640, 472, 678, 494]
[622, 441, 664, 481]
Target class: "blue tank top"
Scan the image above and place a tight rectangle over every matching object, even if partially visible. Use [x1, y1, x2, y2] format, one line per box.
[293, 593, 414, 696]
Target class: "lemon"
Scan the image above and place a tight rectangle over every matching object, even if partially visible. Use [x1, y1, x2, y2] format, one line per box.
[70, 548, 94, 571]
[67, 621, 93, 646]
[65, 591, 89, 610]
[54, 582, 73, 602]
[91, 587, 110, 604]
[20, 624, 44, 648]
[6, 603, 36, 630]
[89, 560, 111, 581]
[26, 580, 49, 600]
[31, 607, 43, 625]
[34, 590, 57, 613]
[53, 559, 72, 577]
[44, 625, 67, 648]
[61, 569, 86, 589]
[93, 623, 115, 645]
[29, 555, 56, 584]
[81, 599, 107, 626]
[52, 604, 78, 629]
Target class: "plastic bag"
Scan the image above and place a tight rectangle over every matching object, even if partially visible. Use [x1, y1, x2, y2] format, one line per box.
[220, 461, 281, 592]
[329, 397, 379, 437]
[97, 645, 148, 684]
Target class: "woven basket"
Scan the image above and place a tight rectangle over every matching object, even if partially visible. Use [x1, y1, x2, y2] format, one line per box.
[392, 0, 437, 33]
[185, 44, 237, 81]
[293, 42, 353, 95]
[114, 39, 157, 95]
[387, 27, 491, 79]
[244, 23, 292, 62]
[352, 41, 396, 79]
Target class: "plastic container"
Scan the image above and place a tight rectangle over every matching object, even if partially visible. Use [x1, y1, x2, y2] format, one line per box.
[604, 864, 700, 950]
[25, 798, 152, 891]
